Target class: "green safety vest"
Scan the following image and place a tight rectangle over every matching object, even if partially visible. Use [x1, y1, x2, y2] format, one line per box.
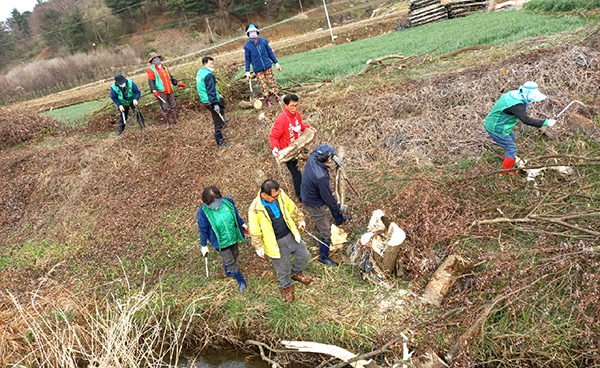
[150, 64, 170, 93]
[202, 199, 244, 250]
[196, 67, 219, 104]
[111, 80, 135, 106]
[484, 91, 525, 136]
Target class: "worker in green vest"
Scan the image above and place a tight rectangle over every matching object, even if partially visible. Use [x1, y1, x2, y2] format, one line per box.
[196, 56, 230, 147]
[484, 81, 556, 175]
[110, 73, 141, 135]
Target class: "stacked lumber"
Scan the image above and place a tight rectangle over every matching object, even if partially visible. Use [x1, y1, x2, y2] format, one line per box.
[408, 0, 448, 27]
[446, 0, 489, 18]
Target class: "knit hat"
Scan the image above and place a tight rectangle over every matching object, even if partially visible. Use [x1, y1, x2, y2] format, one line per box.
[114, 73, 127, 85]
[147, 51, 161, 64]
[519, 81, 547, 103]
[246, 24, 260, 37]
[314, 144, 335, 163]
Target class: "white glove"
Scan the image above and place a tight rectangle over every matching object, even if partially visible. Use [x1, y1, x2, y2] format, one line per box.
[119, 105, 125, 112]
[246, 71, 251, 79]
[201, 246, 209, 257]
[133, 99, 138, 106]
[275, 63, 281, 72]
[547, 119, 556, 127]
[272, 147, 279, 157]
[297, 221, 306, 231]
[255, 248, 265, 258]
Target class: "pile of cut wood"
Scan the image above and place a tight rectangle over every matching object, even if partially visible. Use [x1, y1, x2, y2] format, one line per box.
[408, 0, 448, 27]
[446, 0, 489, 18]
[408, 0, 489, 27]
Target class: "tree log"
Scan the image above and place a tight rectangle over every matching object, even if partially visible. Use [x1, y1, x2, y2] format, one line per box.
[422, 255, 472, 307]
[238, 99, 263, 109]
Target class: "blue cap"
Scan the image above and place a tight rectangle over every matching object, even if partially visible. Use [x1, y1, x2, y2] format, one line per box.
[314, 144, 335, 162]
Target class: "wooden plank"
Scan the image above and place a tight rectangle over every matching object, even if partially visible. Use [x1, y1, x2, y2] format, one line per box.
[409, 3, 446, 16]
[409, 8, 447, 22]
[410, 12, 448, 26]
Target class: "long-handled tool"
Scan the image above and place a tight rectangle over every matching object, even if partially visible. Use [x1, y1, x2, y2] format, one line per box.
[249, 78, 253, 93]
[555, 100, 585, 119]
[157, 95, 167, 104]
[121, 111, 127, 126]
[338, 166, 360, 196]
[204, 257, 209, 277]
[304, 230, 329, 248]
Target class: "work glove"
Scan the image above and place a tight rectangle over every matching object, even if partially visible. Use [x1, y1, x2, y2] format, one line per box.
[119, 105, 125, 112]
[133, 99, 138, 106]
[152, 90, 160, 98]
[547, 119, 557, 127]
[298, 221, 306, 231]
[339, 204, 348, 212]
[255, 248, 265, 258]
[213, 104, 221, 114]
[242, 224, 249, 234]
[332, 155, 344, 167]
[201, 246, 209, 257]
[246, 72, 252, 79]
[275, 63, 281, 72]
[272, 147, 280, 157]
[177, 82, 186, 88]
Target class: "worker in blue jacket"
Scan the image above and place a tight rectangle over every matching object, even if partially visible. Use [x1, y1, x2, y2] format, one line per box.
[300, 144, 348, 266]
[110, 73, 141, 135]
[243, 24, 281, 107]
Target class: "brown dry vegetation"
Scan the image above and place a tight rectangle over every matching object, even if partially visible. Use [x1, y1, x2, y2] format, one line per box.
[1, 26, 600, 368]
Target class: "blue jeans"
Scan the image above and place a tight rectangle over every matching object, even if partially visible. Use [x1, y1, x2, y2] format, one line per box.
[486, 129, 516, 159]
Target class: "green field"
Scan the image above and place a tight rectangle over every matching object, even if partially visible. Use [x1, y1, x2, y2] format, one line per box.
[275, 10, 589, 83]
[44, 98, 109, 123]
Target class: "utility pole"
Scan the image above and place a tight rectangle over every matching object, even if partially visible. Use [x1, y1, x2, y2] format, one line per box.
[322, 0, 334, 42]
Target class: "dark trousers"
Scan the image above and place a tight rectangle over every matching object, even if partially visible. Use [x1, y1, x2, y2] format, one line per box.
[204, 98, 226, 134]
[219, 242, 240, 274]
[285, 159, 303, 201]
[157, 92, 177, 113]
[117, 105, 135, 134]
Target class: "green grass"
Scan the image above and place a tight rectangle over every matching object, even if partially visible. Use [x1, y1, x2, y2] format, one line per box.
[525, 0, 600, 12]
[275, 10, 588, 84]
[44, 98, 109, 125]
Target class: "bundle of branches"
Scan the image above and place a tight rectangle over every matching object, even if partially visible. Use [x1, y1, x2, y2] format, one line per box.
[0, 108, 62, 150]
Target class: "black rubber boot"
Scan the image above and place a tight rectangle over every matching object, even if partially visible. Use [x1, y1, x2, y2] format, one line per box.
[318, 239, 338, 267]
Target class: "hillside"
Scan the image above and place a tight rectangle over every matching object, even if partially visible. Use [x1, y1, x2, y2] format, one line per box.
[1, 6, 600, 368]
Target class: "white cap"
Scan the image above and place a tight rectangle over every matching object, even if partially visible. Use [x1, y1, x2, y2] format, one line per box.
[519, 81, 547, 103]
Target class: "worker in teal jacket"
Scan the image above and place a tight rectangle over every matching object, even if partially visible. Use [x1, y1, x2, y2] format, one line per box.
[197, 56, 230, 147]
[110, 73, 141, 135]
[484, 81, 556, 174]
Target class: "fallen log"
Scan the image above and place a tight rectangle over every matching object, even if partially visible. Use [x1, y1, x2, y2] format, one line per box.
[275, 128, 317, 164]
[422, 255, 472, 307]
[238, 98, 263, 110]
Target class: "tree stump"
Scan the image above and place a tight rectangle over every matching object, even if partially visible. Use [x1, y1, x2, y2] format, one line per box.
[422, 255, 472, 307]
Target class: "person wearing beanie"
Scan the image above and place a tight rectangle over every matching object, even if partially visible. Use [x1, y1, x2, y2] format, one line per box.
[484, 81, 556, 175]
[196, 56, 230, 147]
[110, 73, 141, 135]
[300, 144, 348, 266]
[243, 24, 282, 107]
[146, 51, 187, 127]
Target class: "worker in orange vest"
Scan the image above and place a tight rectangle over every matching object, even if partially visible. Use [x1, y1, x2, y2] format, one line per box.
[147, 51, 186, 127]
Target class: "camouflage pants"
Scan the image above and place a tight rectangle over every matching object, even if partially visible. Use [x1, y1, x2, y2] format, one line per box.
[255, 67, 279, 98]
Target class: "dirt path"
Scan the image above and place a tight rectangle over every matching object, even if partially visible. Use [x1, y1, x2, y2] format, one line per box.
[11, 4, 407, 113]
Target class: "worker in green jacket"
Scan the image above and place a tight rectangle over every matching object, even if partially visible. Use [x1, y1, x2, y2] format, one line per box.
[110, 73, 141, 135]
[484, 81, 556, 175]
[196, 56, 230, 147]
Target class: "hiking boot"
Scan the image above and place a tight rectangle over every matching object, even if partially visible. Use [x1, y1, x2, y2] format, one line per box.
[265, 96, 273, 107]
[171, 111, 180, 124]
[214, 132, 229, 147]
[161, 111, 170, 128]
[282, 284, 294, 302]
[274, 95, 282, 104]
[291, 271, 311, 285]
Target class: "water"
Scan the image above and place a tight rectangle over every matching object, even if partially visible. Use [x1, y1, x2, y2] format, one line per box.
[177, 346, 272, 368]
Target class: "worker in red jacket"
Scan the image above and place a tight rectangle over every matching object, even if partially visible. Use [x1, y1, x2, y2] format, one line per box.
[270, 94, 316, 202]
[147, 51, 186, 127]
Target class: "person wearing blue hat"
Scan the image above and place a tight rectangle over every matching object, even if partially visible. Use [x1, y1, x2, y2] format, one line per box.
[243, 24, 281, 107]
[300, 144, 348, 266]
[484, 81, 556, 175]
[197, 186, 249, 291]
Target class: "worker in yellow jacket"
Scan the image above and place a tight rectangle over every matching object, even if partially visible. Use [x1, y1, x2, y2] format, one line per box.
[248, 179, 311, 302]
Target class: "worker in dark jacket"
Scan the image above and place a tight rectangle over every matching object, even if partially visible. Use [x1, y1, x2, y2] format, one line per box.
[243, 24, 281, 107]
[197, 56, 230, 147]
[147, 51, 186, 127]
[300, 144, 348, 266]
[110, 73, 141, 135]
[485, 81, 556, 175]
